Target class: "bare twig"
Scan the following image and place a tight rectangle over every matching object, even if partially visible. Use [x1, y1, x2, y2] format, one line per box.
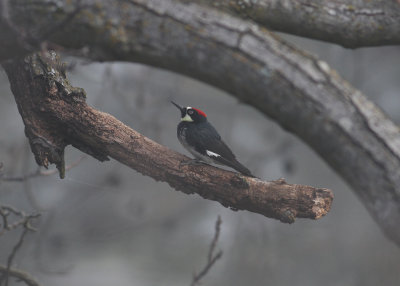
[0, 156, 85, 182]
[0, 206, 40, 286]
[0, 266, 41, 286]
[0, 205, 40, 236]
[207, 216, 221, 263]
[191, 216, 223, 286]
[4, 228, 29, 286]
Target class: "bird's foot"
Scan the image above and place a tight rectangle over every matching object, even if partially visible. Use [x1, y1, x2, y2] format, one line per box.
[179, 159, 206, 168]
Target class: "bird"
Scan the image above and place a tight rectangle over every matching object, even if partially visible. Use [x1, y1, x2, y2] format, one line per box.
[171, 101, 254, 177]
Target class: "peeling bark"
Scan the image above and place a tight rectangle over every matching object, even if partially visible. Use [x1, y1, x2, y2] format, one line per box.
[2, 52, 333, 223]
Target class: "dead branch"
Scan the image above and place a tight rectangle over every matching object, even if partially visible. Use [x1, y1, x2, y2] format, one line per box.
[4, 228, 29, 286]
[2, 52, 332, 223]
[0, 205, 40, 286]
[0, 266, 41, 286]
[207, 216, 222, 263]
[0, 205, 40, 236]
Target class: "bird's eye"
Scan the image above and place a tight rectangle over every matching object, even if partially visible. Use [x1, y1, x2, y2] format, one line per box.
[188, 109, 194, 115]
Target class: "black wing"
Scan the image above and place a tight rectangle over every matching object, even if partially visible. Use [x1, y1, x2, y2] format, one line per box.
[185, 122, 254, 177]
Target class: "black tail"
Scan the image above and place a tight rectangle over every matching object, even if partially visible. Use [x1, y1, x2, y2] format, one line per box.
[231, 160, 255, 177]
[220, 157, 255, 177]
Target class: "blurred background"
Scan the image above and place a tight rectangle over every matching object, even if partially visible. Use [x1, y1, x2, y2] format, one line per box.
[1, 33, 400, 286]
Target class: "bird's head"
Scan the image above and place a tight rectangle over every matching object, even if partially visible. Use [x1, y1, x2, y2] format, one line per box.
[171, 101, 207, 123]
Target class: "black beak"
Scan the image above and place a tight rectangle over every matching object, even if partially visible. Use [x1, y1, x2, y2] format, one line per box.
[171, 101, 185, 117]
[171, 101, 183, 110]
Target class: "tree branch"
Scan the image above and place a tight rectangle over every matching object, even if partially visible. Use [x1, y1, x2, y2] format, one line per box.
[0, 205, 40, 236]
[0, 266, 41, 286]
[0, 156, 85, 182]
[2, 52, 332, 223]
[0, 205, 40, 286]
[1, 0, 399, 244]
[191, 0, 400, 48]
[4, 227, 29, 286]
[190, 216, 223, 286]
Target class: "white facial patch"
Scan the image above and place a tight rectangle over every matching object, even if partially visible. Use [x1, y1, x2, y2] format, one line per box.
[206, 150, 220, 157]
[181, 107, 194, 122]
[181, 114, 193, 122]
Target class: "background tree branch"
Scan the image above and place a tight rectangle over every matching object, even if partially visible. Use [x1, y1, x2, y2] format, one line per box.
[190, 216, 223, 286]
[191, 0, 400, 48]
[0, 0, 399, 244]
[0, 205, 40, 286]
[0, 266, 41, 286]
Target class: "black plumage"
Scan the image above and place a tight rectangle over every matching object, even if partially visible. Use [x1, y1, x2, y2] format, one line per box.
[172, 101, 254, 177]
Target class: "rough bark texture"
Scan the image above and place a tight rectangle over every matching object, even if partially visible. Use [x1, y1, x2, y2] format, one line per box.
[0, 0, 399, 243]
[2, 52, 333, 223]
[192, 0, 400, 48]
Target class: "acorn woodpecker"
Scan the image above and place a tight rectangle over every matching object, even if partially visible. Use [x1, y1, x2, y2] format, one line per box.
[171, 101, 254, 177]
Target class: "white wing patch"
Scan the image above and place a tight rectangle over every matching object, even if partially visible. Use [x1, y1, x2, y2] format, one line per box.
[206, 150, 221, 157]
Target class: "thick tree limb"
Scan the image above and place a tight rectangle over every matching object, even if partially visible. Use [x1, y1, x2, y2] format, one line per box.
[192, 0, 400, 48]
[2, 52, 332, 223]
[1, 0, 399, 243]
[1, 0, 399, 55]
